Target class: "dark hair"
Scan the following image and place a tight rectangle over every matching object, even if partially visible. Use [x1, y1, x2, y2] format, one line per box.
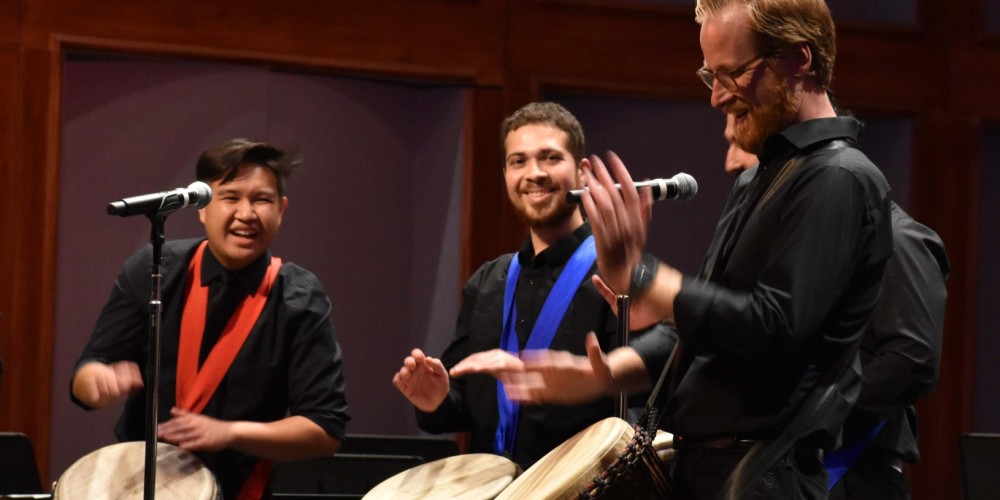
[196, 139, 300, 196]
[500, 102, 586, 166]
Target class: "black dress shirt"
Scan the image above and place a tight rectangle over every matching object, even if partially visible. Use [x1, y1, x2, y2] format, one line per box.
[635, 117, 894, 447]
[72, 238, 349, 499]
[843, 202, 949, 463]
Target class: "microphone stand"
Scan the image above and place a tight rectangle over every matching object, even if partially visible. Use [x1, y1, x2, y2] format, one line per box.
[616, 294, 630, 420]
[143, 214, 166, 500]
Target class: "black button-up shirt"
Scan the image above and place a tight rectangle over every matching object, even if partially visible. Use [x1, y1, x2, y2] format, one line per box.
[636, 117, 893, 446]
[73, 238, 349, 499]
[417, 222, 669, 468]
[845, 202, 949, 463]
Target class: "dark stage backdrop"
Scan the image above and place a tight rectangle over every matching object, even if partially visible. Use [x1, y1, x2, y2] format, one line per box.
[977, 128, 1000, 433]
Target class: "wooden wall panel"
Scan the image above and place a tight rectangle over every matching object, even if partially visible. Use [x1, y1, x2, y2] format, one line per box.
[505, 1, 705, 105]
[907, 114, 975, 500]
[22, 0, 506, 84]
[0, 28, 22, 438]
[462, 88, 512, 281]
[0, 40, 60, 479]
[833, 29, 940, 112]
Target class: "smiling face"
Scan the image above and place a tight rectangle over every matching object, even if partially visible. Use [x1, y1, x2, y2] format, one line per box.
[701, 6, 798, 155]
[198, 163, 287, 270]
[503, 123, 584, 232]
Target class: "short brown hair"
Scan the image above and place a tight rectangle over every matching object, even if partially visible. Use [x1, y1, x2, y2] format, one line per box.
[500, 102, 586, 166]
[695, 0, 836, 89]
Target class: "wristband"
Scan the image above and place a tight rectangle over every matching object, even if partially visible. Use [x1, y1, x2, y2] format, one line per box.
[629, 253, 660, 298]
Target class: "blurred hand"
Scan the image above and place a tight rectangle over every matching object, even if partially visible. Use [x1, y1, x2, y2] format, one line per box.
[72, 360, 144, 409]
[502, 333, 614, 405]
[583, 152, 680, 325]
[449, 349, 526, 379]
[579, 151, 652, 296]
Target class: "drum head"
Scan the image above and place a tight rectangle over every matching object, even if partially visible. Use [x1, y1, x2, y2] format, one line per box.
[496, 417, 635, 500]
[54, 442, 218, 500]
[363, 453, 521, 500]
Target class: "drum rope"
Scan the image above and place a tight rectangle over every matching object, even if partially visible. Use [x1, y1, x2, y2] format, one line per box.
[578, 410, 660, 499]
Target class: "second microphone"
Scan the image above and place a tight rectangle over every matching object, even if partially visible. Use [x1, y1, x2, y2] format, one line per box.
[566, 172, 698, 204]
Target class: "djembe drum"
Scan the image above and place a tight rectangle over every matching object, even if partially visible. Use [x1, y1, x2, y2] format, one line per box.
[362, 453, 521, 500]
[54, 442, 219, 500]
[496, 417, 672, 500]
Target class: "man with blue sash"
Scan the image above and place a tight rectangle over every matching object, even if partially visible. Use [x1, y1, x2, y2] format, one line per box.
[392, 102, 667, 468]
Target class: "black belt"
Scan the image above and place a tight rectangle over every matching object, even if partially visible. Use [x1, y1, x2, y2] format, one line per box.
[854, 448, 904, 472]
[673, 435, 757, 450]
[674, 435, 824, 463]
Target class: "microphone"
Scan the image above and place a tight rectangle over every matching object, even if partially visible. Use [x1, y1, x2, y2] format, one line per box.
[567, 172, 698, 204]
[107, 181, 213, 217]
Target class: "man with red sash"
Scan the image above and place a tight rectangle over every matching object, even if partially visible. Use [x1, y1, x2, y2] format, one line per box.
[71, 139, 349, 499]
[392, 102, 669, 469]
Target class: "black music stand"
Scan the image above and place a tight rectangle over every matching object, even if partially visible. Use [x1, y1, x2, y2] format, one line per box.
[271, 434, 459, 498]
[0, 432, 44, 494]
[960, 433, 1000, 500]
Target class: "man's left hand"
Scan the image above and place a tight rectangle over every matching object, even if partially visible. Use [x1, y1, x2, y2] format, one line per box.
[158, 407, 233, 453]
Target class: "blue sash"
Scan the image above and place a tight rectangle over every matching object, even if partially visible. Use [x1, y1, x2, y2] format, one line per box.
[825, 418, 888, 489]
[493, 235, 597, 455]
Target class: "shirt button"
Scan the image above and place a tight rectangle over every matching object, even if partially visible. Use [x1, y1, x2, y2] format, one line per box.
[528, 279, 535, 286]
[517, 318, 525, 326]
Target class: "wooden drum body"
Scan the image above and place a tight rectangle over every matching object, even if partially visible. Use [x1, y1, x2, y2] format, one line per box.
[54, 442, 219, 500]
[362, 453, 521, 500]
[496, 417, 671, 500]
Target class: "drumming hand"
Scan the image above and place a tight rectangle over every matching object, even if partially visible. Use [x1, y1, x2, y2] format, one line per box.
[579, 152, 652, 296]
[71, 360, 144, 409]
[502, 333, 613, 405]
[158, 408, 233, 453]
[393, 348, 450, 413]
[449, 349, 525, 379]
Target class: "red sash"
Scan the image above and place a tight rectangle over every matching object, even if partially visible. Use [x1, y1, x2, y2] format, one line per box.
[177, 240, 280, 500]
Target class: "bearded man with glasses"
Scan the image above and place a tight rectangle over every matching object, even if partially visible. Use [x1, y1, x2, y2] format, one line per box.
[500, 1, 895, 498]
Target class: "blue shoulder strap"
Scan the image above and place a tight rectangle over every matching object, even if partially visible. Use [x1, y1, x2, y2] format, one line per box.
[493, 235, 596, 455]
[825, 418, 888, 489]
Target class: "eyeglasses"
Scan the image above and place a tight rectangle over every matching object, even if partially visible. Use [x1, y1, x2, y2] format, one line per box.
[696, 53, 771, 92]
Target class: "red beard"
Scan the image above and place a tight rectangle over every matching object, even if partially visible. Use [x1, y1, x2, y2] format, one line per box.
[732, 75, 798, 156]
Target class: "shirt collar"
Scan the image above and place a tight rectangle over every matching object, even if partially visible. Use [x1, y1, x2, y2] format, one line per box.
[517, 221, 593, 269]
[199, 243, 271, 296]
[759, 116, 860, 167]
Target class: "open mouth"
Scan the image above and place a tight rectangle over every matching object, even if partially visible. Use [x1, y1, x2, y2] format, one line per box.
[230, 228, 259, 242]
[523, 189, 558, 205]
